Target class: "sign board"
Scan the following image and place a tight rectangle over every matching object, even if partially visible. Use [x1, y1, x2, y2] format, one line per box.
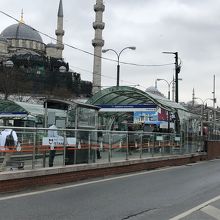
[134, 111, 158, 124]
[175, 137, 181, 141]
[0, 112, 27, 118]
[98, 104, 157, 112]
[66, 138, 76, 145]
[42, 137, 76, 149]
[156, 136, 164, 141]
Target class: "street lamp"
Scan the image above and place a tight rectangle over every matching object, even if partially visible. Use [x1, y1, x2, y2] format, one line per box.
[156, 78, 183, 100]
[162, 52, 181, 103]
[156, 78, 172, 100]
[102, 46, 136, 87]
[156, 75, 182, 133]
[156, 78, 175, 133]
[194, 97, 213, 136]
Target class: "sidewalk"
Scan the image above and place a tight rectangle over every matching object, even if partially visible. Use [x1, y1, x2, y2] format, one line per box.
[170, 195, 220, 220]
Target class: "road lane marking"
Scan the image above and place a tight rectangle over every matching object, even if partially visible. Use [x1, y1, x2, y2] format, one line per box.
[201, 205, 220, 220]
[0, 165, 183, 201]
[170, 195, 220, 220]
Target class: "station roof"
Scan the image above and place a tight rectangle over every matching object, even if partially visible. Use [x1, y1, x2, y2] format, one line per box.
[0, 100, 64, 120]
[87, 86, 190, 123]
[87, 86, 187, 112]
[0, 99, 100, 120]
[44, 99, 100, 110]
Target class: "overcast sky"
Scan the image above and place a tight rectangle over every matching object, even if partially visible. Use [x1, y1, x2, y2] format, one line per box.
[0, 0, 219, 106]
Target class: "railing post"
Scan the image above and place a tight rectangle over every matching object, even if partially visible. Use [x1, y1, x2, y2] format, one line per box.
[32, 128, 37, 169]
[152, 133, 155, 157]
[74, 129, 77, 164]
[63, 129, 67, 166]
[88, 133, 91, 164]
[161, 135, 164, 156]
[170, 134, 173, 155]
[108, 131, 111, 163]
[42, 128, 46, 168]
[140, 132, 143, 159]
[186, 124, 189, 154]
[126, 132, 129, 160]
[191, 132, 195, 154]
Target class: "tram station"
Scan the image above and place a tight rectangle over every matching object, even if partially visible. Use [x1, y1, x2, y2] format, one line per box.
[0, 85, 208, 170]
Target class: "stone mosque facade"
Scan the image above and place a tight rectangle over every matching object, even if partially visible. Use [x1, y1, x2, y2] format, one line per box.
[0, 0, 93, 98]
[0, 0, 64, 61]
[0, 0, 106, 97]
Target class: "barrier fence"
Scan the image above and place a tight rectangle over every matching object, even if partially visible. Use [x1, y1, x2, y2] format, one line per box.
[0, 126, 206, 171]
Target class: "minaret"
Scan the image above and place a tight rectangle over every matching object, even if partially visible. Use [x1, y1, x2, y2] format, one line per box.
[192, 88, 195, 106]
[92, 0, 105, 94]
[55, 0, 64, 59]
[20, 9, 25, 23]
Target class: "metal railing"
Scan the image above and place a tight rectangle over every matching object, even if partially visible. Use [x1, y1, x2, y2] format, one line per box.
[0, 126, 206, 172]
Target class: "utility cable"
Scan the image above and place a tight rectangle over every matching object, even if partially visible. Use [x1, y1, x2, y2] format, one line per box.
[0, 10, 174, 67]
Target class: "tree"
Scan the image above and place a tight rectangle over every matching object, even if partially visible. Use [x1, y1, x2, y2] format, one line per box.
[0, 66, 33, 100]
[0, 66, 15, 100]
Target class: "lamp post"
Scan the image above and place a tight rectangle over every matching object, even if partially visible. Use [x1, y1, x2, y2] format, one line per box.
[162, 52, 181, 103]
[156, 78, 172, 100]
[156, 76, 182, 133]
[156, 78, 173, 132]
[195, 97, 213, 137]
[102, 46, 136, 87]
[156, 78, 183, 101]
[212, 74, 217, 138]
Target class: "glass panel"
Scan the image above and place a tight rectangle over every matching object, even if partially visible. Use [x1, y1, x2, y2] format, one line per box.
[110, 131, 128, 162]
[78, 107, 96, 127]
[142, 133, 154, 158]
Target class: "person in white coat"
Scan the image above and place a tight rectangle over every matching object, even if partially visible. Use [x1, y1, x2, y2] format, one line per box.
[0, 129, 18, 171]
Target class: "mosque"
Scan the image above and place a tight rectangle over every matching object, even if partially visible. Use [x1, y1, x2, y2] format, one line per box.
[0, 0, 92, 98]
[0, 0, 64, 62]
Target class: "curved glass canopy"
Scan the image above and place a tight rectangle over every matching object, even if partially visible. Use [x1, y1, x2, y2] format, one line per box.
[87, 86, 191, 129]
[87, 86, 187, 112]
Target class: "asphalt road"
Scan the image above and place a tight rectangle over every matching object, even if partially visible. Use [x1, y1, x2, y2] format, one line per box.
[1, 159, 220, 220]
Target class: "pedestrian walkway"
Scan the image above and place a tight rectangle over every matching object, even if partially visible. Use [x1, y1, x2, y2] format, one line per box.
[170, 195, 220, 220]
[1, 149, 182, 171]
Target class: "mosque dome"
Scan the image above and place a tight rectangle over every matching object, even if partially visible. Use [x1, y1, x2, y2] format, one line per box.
[145, 86, 165, 97]
[1, 23, 43, 43]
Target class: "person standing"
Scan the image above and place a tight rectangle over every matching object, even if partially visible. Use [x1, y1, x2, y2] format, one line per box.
[97, 131, 102, 159]
[48, 124, 59, 167]
[0, 129, 18, 171]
